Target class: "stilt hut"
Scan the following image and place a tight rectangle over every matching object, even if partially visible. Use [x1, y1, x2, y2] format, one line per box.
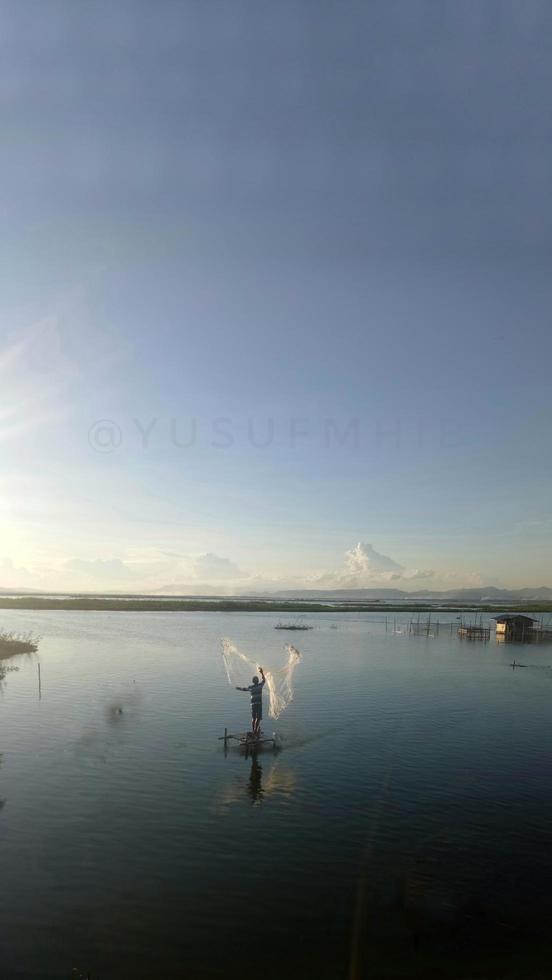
[494, 615, 536, 642]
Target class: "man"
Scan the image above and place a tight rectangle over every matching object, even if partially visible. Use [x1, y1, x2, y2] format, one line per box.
[236, 666, 266, 736]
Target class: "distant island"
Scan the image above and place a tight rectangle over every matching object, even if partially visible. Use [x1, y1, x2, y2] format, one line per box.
[0, 589, 551, 614]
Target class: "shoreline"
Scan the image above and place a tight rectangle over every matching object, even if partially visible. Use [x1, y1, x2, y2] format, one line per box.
[1, 597, 551, 614]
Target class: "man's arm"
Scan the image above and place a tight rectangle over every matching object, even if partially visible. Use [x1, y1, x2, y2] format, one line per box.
[236, 686, 248, 691]
[259, 667, 266, 687]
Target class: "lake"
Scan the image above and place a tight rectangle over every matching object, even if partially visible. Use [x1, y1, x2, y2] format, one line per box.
[1, 610, 552, 979]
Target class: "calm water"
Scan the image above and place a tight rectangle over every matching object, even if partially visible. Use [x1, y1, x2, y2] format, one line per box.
[2, 610, 552, 979]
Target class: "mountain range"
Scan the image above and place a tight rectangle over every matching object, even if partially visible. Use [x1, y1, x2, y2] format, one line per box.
[3, 585, 551, 602]
[274, 586, 552, 602]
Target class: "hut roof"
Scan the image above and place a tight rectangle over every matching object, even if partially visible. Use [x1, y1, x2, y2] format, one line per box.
[493, 614, 536, 624]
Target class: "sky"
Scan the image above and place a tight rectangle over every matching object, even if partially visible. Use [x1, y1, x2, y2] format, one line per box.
[1, 0, 552, 593]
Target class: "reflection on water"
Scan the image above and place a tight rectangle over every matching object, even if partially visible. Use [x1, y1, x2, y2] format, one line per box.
[217, 755, 297, 812]
[248, 756, 263, 804]
[277, 726, 340, 751]
[70, 684, 145, 763]
[262, 759, 296, 800]
[104, 682, 143, 724]
[0, 660, 20, 691]
[1, 649, 27, 819]
[1, 609, 552, 978]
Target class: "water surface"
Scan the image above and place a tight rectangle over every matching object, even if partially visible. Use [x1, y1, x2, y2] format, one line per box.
[1, 610, 552, 978]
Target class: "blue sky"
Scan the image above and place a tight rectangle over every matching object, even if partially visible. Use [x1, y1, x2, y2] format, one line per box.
[1, 1, 551, 592]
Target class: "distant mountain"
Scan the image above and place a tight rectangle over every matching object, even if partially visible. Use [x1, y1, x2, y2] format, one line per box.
[275, 588, 409, 600]
[272, 586, 552, 603]
[434, 587, 552, 602]
[58, 584, 552, 602]
[148, 583, 237, 597]
[2, 584, 552, 603]
[517, 587, 552, 600]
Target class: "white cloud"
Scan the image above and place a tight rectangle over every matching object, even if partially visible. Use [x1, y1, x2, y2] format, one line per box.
[344, 542, 403, 576]
[193, 553, 247, 580]
[314, 541, 403, 587]
[312, 542, 435, 589]
[0, 542, 508, 595]
[0, 556, 38, 588]
[438, 569, 487, 589]
[64, 558, 136, 581]
[38, 549, 251, 592]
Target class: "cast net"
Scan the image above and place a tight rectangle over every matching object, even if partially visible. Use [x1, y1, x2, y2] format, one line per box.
[221, 638, 302, 720]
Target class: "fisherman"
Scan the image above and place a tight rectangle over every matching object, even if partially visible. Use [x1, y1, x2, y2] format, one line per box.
[236, 666, 266, 736]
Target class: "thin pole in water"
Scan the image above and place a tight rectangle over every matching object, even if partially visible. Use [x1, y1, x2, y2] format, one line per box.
[38, 662, 41, 700]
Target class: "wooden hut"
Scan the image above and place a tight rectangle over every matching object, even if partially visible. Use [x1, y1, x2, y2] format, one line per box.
[494, 615, 536, 641]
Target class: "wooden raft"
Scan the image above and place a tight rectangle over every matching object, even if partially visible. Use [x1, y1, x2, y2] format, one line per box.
[219, 728, 280, 753]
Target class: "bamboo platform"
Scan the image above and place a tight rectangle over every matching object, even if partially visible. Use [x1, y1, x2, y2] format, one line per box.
[219, 728, 280, 754]
[457, 625, 491, 640]
[274, 623, 313, 630]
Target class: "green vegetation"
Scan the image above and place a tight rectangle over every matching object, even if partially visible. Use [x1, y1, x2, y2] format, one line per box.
[0, 630, 39, 658]
[0, 597, 551, 614]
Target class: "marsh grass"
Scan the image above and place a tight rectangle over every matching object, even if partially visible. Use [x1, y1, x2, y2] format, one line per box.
[0, 630, 40, 658]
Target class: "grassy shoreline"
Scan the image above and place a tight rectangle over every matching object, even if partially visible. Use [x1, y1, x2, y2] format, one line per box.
[1, 597, 551, 614]
[0, 630, 39, 657]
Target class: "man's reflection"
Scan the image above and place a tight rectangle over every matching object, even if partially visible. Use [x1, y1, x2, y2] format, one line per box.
[247, 755, 264, 805]
[217, 755, 296, 813]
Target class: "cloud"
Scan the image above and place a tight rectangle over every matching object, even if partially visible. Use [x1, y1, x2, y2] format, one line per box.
[344, 542, 404, 576]
[400, 568, 435, 582]
[314, 541, 405, 587]
[439, 569, 487, 589]
[193, 553, 247, 581]
[314, 542, 434, 589]
[0, 556, 38, 588]
[0, 544, 492, 596]
[52, 550, 249, 592]
[64, 558, 135, 581]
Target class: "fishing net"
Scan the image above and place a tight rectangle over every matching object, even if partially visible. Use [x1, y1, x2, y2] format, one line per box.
[221, 638, 302, 720]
